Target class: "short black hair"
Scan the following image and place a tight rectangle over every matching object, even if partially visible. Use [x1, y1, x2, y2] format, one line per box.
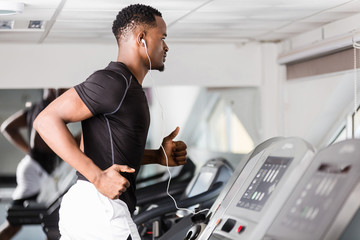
[112, 4, 162, 41]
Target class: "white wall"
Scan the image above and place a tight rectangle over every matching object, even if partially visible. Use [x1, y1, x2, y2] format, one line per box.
[147, 42, 262, 87]
[0, 42, 262, 88]
[259, 43, 283, 141]
[0, 44, 117, 89]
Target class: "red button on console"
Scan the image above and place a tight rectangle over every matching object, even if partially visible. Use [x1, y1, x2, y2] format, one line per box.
[237, 225, 246, 233]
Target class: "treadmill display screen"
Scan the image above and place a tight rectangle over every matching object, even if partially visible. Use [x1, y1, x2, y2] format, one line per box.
[278, 163, 351, 233]
[188, 172, 214, 197]
[237, 156, 293, 211]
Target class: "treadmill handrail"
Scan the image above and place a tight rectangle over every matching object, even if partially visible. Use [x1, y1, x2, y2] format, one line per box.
[136, 181, 188, 206]
[133, 182, 224, 225]
[136, 172, 167, 184]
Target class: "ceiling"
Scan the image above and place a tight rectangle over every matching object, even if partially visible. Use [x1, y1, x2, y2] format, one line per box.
[0, 0, 360, 44]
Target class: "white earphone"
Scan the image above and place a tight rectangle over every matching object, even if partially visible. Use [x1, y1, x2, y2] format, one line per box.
[142, 38, 151, 70]
[141, 38, 146, 48]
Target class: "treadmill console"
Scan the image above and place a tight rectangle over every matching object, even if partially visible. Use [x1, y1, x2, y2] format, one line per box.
[198, 137, 315, 240]
[264, 139, 360, 240]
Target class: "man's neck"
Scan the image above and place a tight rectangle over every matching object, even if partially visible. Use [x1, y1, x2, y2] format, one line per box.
[117, 53, 148, 85]
[120, 60, 147, 85]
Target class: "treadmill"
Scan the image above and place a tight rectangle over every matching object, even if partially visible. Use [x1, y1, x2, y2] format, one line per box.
[159, 137, 285, 240]
[195, 137, 315, 240]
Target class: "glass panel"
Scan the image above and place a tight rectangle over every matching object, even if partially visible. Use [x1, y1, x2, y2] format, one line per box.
[195, 98, 254, 154]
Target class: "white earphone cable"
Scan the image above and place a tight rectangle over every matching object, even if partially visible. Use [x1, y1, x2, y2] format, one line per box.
[144, 44, 208, 215]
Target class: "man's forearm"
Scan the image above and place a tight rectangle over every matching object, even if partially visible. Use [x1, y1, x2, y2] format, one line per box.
[1, 128, 29, 153]
[1, 110, 29, 153]
[141, 149, 162, 165]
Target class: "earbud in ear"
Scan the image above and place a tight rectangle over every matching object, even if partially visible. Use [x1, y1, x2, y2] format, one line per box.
[141, 39, 146, 47]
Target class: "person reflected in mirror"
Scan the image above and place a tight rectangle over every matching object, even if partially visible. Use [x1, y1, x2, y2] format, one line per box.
[0, 89, 59, 240]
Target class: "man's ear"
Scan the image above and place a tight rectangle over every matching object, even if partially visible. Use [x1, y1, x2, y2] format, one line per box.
[137, 32, 146, 46]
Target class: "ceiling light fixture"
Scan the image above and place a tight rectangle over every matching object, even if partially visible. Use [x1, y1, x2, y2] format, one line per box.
[0, 20, 14, 29]
[28, 20, 43, 29]
[0, 1, 24, 16]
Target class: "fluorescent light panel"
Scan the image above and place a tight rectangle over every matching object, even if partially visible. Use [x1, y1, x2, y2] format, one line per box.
[0, 2, 24, 16]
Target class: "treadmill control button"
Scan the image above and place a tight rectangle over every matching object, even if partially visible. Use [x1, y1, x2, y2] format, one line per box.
[216, 218, 222, 226]
[237, 225, 246, 233]
[221, 219, 236, 233]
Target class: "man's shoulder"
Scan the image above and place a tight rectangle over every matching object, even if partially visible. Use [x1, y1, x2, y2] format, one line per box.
[90, 66, 130, 85]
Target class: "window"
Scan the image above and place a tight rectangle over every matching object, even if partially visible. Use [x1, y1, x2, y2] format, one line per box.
[195, 98, 254, 154]
[329, 106, 360, 145]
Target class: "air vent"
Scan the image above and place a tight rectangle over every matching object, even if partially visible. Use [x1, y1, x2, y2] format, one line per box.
[28, 20, 43, 29]
[0, 20, 14, 29]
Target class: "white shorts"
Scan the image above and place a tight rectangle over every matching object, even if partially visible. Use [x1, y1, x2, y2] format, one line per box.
[59, 180, 140, 240]
[12, 155, 48, 200]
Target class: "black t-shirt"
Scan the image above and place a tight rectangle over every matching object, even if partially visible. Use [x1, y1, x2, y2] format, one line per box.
[75, 62, 150, 213]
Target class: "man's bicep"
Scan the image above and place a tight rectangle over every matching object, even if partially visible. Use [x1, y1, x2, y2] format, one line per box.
[52, 88, 93, 123]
